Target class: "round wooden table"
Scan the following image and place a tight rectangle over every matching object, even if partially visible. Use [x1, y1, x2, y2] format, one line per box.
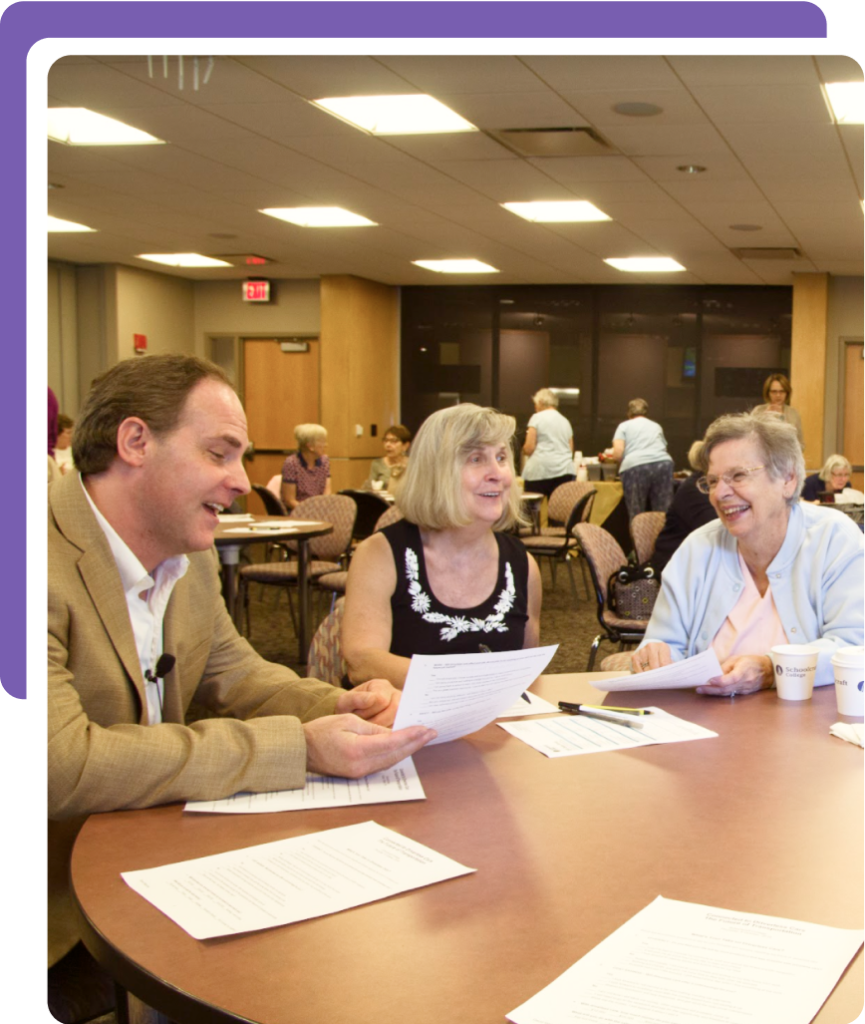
[71, 679, 862, 1024]
[214, 516, 333, 661]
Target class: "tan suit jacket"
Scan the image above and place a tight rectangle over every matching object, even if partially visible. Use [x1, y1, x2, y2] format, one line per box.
[48, 472, 341, 964]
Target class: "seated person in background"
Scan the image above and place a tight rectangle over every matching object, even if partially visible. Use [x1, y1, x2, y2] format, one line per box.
[800, 454, 863, 503]
[342, 403, 542, 689]
[631, 413, 863, 696]
[48, 354, 434, 974]
[281, 422, 331, 509]
[54, 413, 75, 475]
[366, 424, 412, 491]
[649, 441, 717, 576]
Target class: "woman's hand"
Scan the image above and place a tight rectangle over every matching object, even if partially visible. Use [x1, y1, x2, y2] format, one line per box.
[697, 655, 773, 697]
[336, 678, 401, 726]
[631, 642, 672, 673]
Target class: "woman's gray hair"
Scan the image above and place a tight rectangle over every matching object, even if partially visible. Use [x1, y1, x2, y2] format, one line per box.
[698, 412, 805, 504]
[397, 404, 526, 532]
[532, 388, 558, 409]
[687, 441, 704, 471]
[628, 398, 649, 418]
[819, 453, 852, 482]
[294, 423, 327, 448]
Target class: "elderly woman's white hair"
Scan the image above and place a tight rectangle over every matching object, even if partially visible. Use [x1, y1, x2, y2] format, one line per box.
[698, 412, 805, 505]
[532, 388, 558, 409]
[294, 422, 327, 448]
[397, 404, 526, 532]
[819, 453, 852, 482]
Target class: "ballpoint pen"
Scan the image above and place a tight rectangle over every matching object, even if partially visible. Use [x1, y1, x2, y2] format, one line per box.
[478, 644, 531, 703]
[558, 702, 652, 716]
[557, 702, 643, 728]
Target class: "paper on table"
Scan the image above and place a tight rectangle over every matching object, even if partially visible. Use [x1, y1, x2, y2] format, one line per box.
[830, 722, 865, 747]
[393, 646, 558, 744]
[507, 895, 864, 1024]
[497, 690, 560, 718]
[122, 820, 475, 941]
[184, 758, 424, 813]
[216, 513, 254, 522]
[597, 646, 724, 692]
[499, 706, 717, 757]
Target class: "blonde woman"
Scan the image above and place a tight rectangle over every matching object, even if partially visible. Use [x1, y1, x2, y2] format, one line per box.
[343, 404, 542, 689]
[281, 423, 331, 509]
[801, 454, 855, 503]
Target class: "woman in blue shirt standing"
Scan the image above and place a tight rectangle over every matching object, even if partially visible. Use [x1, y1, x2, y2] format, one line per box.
[610, 398, 674, 521]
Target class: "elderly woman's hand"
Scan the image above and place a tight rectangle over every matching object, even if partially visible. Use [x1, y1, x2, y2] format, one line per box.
[697, 655, 773, 697]
[631, 642, 672, 673]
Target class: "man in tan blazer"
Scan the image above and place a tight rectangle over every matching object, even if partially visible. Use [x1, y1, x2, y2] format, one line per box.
[48, 355, 434, 994]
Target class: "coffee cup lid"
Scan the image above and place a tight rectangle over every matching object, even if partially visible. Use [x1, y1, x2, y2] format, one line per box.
[831, 645, 865, 668]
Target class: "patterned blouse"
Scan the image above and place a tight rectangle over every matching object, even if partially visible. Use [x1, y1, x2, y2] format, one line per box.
[381, 519, 529, 657]
[281, 452, 330, 503]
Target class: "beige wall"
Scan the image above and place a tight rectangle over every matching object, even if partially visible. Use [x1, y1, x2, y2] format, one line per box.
[47, 262, 80, 415]
[824, 275, 864, 458]
[114, 265, 195, 362]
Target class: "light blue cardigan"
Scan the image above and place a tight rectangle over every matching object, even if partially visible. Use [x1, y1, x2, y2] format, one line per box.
[640, 502, 864, 686]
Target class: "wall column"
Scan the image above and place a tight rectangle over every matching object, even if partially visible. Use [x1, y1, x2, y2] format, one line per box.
[790, 272, 828, 462]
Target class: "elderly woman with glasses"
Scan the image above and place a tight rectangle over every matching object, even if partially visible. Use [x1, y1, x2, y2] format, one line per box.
[800, 454, 854, 503]
[631, 412, 864, 696]
[754, 372, 803, 447]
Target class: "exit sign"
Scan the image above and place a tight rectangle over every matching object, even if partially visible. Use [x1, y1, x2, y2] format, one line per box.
[243, 280, 272, 303]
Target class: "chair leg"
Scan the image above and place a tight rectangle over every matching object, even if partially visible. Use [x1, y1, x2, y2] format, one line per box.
[565, 557, 578, 608]
[587, 634, 602, 672]
[549, 559, 558, 589]
[578, 557, 591, 601]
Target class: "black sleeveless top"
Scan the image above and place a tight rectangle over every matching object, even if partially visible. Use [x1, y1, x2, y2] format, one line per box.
[382, 519, 529, 657]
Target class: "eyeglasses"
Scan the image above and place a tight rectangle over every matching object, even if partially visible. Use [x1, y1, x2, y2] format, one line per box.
[696, 466, 766, 494]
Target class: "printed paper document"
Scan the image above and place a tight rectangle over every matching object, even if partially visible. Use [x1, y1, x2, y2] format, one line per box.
[497, 690, 559, 718]
[598, 646, 724, 692]
[508, 895, 863, 1024]
[393, 645, 557, 744]
[122, 820, 475, 941]
[184, 758, 424, 814]
[499, 706, 717, 757]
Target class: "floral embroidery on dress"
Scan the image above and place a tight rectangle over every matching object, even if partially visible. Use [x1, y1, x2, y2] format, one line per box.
[404, 548, 515, 642]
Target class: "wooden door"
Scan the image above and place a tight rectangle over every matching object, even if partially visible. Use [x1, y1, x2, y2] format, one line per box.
[843, 342, 863, 491]
[243, 339, 320, 513]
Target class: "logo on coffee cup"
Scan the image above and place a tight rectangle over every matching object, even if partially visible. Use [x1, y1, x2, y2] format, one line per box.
[859, 680, 864, 693]
[775, 664, 783, 676]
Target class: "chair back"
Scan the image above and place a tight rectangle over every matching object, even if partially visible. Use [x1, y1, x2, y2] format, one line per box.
[573, 523, 628, 606]
[252, 482, 288, 517]
[564, 488, 597, 537]
[292, 495, 357, 561]
[631, 511, 665, 564]
[548, 480, 596, 525]
[307, 598, 347, 686]
[374, 506, 404, 532]
[339, 489, 390, 541]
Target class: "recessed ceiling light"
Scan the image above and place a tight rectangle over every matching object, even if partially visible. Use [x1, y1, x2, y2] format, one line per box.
[824, 82, 865, 125]
[48, 108, 164, 146]
[605, 257, 686, 273]
[729, 224, 763, 232]
[613, 102, 663, 117]
[312, 95, 477, 135]
[260, 207, 377, 228]
[48, 215, 95, 232]
[677, 165, 707, 175]
[412, 259, 499, 274]
[137, 254, 233, 268]
[502, 201, 611, 223]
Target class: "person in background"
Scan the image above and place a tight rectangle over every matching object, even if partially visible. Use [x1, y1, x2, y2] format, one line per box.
[609, 398, 674, 521]
[521, 388, 575, 500]
[649, 441, 717, 576]
[801, 454, 856, 503]
[281, 423, 331, 509]
[754, 373, 803, 447]
[342, 403, 543, 689]
[632, 413, 863, 695]
[48, 386, 60, 485]
[366, 424, 412, 491]
[54, 414, 75, 475]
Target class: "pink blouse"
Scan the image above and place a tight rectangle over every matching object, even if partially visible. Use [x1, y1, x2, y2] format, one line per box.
[711, 552, 787, 664]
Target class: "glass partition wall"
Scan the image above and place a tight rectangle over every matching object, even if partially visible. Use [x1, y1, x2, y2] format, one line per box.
[401, 284, 792, 469]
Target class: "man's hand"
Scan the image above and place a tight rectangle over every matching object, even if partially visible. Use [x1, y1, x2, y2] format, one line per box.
[631, 642, 672, 673]
[336, 678, 400, 726]
[697, 655, 773, 697]
[303, 716, 437, 778]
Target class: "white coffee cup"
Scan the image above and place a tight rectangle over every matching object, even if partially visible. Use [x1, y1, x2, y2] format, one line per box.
[830, 646, 865, 717]
[770, 644, 820, 701]
[371, 479, 384, 491]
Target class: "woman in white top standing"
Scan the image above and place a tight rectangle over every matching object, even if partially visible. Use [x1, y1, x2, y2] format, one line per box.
[609, 398, 674, 521]
[521, 388, 575, 500]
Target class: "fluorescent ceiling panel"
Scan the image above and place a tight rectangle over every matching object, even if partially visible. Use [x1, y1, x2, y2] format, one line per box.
[48, 215, 96, 232]
[412, 259, 499, 273]
[824, 82, 865, 125]
[48, 108, 165, 146]
[260, 206, 377, 227]
[137, 254, 233, 268]
[604, 257, 686, 272]
[502, 200, 611, 223]
[313, 95, 477, 135]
